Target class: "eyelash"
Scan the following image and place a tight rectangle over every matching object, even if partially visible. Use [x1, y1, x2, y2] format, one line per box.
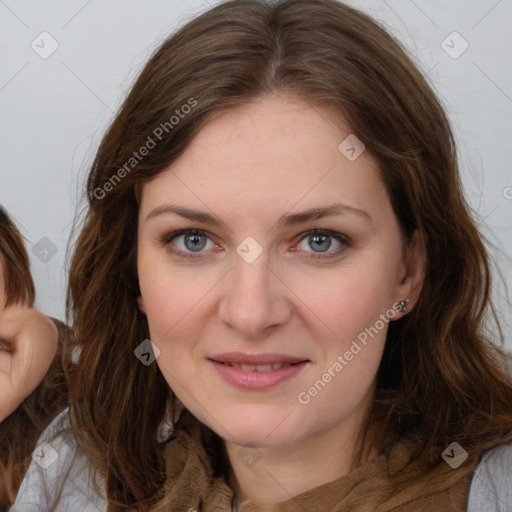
[159, 228, 351, 260]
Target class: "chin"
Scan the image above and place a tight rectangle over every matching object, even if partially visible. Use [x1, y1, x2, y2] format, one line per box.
[224, 429, 291, 448]
[204, 406, 306, 448]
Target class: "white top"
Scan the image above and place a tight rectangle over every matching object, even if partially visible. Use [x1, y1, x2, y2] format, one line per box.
[9, 407, 512, 511]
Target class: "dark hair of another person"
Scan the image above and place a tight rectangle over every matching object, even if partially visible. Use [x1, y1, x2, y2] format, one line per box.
[0, 207, 35, 307]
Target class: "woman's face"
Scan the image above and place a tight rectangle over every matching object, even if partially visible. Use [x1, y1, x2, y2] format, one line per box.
[137, 94, 425, 448]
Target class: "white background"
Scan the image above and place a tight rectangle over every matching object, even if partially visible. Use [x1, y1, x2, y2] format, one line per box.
[0, 0, 511, 350]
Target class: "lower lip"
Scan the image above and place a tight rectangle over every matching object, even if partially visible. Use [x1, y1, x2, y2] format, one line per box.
[209, 360, 309, 390]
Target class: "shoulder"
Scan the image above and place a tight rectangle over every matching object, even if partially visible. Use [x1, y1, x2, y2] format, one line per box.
[467, 442, 512, 512]
[9, 407, 107, 512]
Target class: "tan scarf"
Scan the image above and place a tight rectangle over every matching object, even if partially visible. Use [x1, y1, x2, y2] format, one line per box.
[157, 411, 478, 511]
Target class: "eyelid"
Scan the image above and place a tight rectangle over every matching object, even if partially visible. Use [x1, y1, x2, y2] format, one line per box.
[160, 228, 218, 247]
[160, 228, 351, 260]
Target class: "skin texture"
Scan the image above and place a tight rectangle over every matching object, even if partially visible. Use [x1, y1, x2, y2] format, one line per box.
[0, 261, 58, 423]
[136, 94, 426, 504]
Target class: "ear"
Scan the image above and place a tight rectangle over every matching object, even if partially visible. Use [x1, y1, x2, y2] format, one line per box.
[392, 229, 427, 318]
[137, 295, 146, 314]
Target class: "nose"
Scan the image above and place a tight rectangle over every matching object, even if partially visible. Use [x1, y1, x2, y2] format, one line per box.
[217, 250, 292, 339]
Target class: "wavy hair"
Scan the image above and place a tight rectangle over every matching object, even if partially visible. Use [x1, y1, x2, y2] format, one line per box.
[64, 0, 512, 509]
[0, 207, 35, 307]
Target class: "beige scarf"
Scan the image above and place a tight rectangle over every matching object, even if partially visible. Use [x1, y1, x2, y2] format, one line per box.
[156, 411, 477, 512]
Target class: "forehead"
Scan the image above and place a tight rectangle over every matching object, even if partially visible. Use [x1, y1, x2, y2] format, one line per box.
[174, 95, 355, 176]
[139, 94, 387, 221]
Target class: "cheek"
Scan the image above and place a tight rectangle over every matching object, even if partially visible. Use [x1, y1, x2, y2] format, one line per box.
[288, 260, 397, 340]
[137, 255, 218, 383]
[138, 253, 206, 337]
[145, 289, 197, 339]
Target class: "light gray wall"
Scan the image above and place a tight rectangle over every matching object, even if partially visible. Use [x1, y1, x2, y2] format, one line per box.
[1, 1, 511, 349]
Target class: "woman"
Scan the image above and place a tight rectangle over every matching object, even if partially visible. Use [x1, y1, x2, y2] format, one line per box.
[11, 0, 512, 510]
[0, 207, 69, 510]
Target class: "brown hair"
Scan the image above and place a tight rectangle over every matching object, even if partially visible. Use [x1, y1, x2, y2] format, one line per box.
[64, 0, 512, 509]
[0, 207, 35, 308]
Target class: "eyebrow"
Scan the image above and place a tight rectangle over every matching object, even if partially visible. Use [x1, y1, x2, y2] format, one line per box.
[145, 202, 372, 228]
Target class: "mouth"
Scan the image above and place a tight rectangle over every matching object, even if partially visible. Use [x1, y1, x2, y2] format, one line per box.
[208, 360, 304, 372]
[208, 356, 310, 390]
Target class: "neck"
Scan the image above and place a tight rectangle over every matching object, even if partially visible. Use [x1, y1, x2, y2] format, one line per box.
[225, 404, 379, 505]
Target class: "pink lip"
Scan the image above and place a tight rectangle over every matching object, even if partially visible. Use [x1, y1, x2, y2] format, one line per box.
[208, 355, 310, 390]
[209, 351, 308, 365]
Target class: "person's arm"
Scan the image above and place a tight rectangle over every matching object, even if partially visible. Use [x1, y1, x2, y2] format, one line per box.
[0, 307, 58, 423]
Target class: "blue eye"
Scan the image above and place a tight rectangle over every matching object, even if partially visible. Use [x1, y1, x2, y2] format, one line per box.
[295, 229, 351, 259]
[161, 229, 215, 258]
[160, 228, 351, 260]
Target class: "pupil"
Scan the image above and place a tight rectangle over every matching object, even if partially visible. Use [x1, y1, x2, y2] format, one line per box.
[185, 233, 206, 251]
[311, 234, 331, 252]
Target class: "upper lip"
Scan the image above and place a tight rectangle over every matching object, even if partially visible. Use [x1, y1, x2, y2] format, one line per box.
[209, 352, 309, 365]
